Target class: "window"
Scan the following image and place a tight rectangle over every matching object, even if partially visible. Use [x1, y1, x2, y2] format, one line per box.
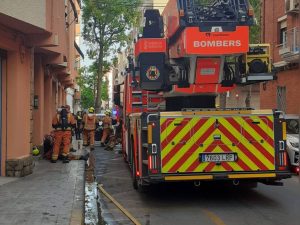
[278, 20, 287, 45]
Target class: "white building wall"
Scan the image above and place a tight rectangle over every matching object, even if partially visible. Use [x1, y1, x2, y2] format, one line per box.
[0, 0, 46, 29]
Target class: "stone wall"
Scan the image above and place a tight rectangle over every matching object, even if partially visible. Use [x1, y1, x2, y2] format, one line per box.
[6, 156, 35, 177]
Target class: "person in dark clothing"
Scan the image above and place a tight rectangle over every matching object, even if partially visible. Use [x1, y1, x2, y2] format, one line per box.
[75, 111, 83, 140]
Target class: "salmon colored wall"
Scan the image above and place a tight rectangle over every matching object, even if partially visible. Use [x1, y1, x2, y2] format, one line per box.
[43, 0, 68, 59]
[0, 31, 18, 51]
[44, 76, 52, 134]
[63, 91, 66, 106]
[0, 0, 81, 176]
[7, 50, 31, 159]
[33, 56, 45, 146]
[51, 81, 58, 113]
[59, 86, 63, 106]
[45, 0, 52, 32]
[68, 12, 76, 82]
[58, 85, 61, 107]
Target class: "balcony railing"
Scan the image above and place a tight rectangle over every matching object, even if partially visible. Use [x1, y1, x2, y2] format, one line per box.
[279, 27, 300, 63]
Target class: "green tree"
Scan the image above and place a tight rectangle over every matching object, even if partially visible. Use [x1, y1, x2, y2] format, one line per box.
[82, 0, 140, 112]
[101, 78, 109, 101]
[77, 66, 96, 109]
[249, 0, 261, 43]
[77, 62, 111, 110]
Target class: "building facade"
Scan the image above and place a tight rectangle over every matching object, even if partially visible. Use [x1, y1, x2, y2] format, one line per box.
[260, 0, 300, 114]
[0, 0, 83, 176]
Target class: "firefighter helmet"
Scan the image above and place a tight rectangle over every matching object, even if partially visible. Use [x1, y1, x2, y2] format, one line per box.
[32, 146, 40, 156]
[88, 107, 95, 113]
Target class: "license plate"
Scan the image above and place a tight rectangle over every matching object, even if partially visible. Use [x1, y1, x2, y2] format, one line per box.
[200, 153, 237, 162]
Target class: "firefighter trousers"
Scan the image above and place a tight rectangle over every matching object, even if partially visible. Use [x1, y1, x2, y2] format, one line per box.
[52, 130, 72, 160]
[101, 128, 111, 143]
[83, 129, 95, 148]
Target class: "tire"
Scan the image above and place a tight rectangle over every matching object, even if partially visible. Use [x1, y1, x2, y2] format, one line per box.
[132, 162, 139, 190]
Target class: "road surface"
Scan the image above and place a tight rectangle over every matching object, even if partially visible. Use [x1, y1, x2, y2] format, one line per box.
[92, 146, 300, 225]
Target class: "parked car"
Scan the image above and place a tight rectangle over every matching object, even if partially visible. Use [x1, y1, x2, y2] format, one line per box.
[285, 116, 299, 174]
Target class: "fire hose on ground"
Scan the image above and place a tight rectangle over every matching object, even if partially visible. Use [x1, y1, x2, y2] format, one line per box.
[98, 184, 142, 225]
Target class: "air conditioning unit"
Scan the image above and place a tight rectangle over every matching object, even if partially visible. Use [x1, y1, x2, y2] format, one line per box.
[285, 0, 300, 13]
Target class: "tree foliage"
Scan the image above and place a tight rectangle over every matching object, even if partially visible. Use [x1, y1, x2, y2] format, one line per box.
[77, 62, 110, 110]
[82, 0, 141, 112]
[249, 0, 261, 43]
[77, 67, 96, 109]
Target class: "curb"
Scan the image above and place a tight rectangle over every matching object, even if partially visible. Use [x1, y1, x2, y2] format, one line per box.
[70, 161, 85, 225]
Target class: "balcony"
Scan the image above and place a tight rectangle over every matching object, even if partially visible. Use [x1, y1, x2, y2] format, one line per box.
[0, 0, 47, 33]
[279, 27, 300, 63]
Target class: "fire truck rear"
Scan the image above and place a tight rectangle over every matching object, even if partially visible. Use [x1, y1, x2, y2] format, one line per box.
[115, 0, 291, 191]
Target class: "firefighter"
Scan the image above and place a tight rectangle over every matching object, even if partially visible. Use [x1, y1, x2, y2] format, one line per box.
[51, 105, 76, 163]
[100, 111, 112, 147]
[75, 111, 83, 140]
[82, 107, 98, 150]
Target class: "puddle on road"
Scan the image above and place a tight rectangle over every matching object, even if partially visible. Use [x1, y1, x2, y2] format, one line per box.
[85, 145, 126, 225]
[85, 182, 99, 225]
[85, 151, 108, 225]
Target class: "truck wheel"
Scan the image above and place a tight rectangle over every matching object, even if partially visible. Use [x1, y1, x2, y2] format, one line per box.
[132, 162, 139, 190]
[131, 137, 149, 192]
[132, 162, 150, 192]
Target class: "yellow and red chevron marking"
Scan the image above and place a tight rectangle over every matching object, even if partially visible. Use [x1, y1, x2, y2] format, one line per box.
[160, 115, 275, 174]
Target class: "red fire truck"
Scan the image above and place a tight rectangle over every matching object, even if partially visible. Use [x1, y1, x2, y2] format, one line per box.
[114, 0, 291, 191]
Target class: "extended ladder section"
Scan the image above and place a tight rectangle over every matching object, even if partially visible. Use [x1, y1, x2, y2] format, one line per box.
[179, 0, 254, 31]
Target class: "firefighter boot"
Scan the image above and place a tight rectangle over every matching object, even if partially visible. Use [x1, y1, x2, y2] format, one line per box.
[62, 155, 70, 163]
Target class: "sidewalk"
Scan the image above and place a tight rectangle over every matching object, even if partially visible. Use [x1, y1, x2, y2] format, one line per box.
[0, 141, 86, 225]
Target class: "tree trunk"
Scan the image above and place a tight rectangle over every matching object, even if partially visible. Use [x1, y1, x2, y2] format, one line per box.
[95, 46, 104, 113]
[93, 77, 96, 108]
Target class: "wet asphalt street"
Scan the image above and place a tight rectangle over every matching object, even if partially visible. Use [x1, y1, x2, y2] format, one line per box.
[92, 146, 300, 225]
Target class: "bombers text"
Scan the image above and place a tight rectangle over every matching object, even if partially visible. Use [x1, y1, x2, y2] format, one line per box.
[193, 40, 242, 48]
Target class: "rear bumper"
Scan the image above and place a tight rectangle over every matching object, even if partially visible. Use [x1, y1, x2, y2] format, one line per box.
[147, 171, 292, 182]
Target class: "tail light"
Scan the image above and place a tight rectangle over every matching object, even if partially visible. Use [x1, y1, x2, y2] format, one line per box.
[148, 154, 158, 174]
[147, 121, 159, 174]
[278, 122, 288, 170]
[278, 141, 287, 170]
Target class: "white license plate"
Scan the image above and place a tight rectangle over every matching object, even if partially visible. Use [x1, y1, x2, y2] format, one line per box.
[200, 153, 237, 162]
